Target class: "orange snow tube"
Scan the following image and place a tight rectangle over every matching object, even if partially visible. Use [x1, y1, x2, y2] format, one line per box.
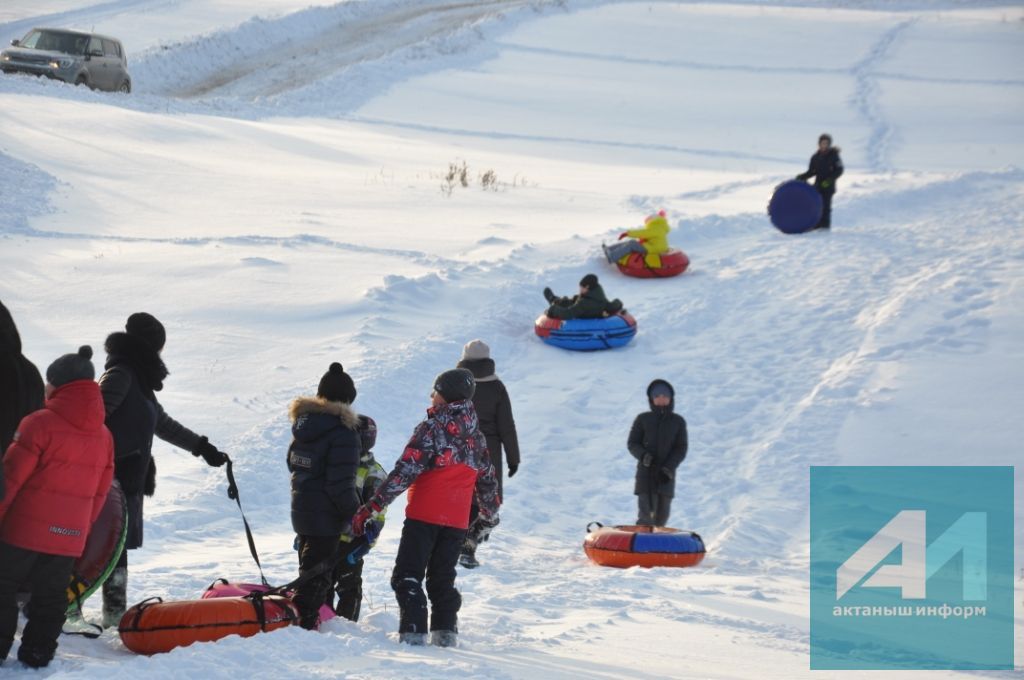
[119, 594, 298, 655]
[583, 523, 706, 568]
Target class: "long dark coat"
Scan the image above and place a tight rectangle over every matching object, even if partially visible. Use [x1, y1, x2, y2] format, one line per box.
[627, 379, 688, 498]
[457, 357, 520, 495]
[99, 332, 202, 548]
[0, 302, 45, 466]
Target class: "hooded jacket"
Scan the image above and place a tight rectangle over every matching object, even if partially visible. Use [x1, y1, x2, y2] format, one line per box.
[547, 283, 621, 320]
[0, 301, 45, 460]
[627, 379, 688, 497]
[623, 214, 671, 268]
[370, 399, 499, 530]
[0, 380, 114, 556]
[457, 356, 520, 494]
[287, 397, 362, 536]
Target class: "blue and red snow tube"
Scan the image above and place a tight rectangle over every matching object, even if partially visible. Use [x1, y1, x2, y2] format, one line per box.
[534, 312, 637, 351]
[584, 523, 705, 568]
[768, 180, 823, 234]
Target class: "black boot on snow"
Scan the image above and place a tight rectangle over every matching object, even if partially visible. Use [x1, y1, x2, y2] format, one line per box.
[399, 632, 427, 646]
[431, 630, 458, 648]
[458, 548, 479, 569]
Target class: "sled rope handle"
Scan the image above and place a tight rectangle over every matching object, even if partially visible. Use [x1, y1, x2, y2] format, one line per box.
[224, 454, 269, 586]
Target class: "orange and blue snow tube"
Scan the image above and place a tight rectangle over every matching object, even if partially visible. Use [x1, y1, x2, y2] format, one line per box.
[118, 593, 298, 655]
[583, 522, 705, 568]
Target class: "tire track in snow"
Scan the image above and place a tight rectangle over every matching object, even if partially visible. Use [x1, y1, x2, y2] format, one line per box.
[850, 19, 915, 173]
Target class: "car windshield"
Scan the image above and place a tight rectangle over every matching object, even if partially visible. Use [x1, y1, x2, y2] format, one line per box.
[19, 29, 88, 56]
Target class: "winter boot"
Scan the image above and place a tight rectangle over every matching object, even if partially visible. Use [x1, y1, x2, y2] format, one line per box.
[458, 546, 479, 569]
[101, 567, 127, 629]
[431, 630, 458, 648]
[17, 645, 52, 669]
[399, 632, 427, 646]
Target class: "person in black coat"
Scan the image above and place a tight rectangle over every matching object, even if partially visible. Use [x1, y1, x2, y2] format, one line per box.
[796, 133, 844, 230]
[287, 362, 361, 630]
[0, 302, 45, 474]
[456, 339, 520, 569]
[543, 274, 624, 320]
[627, 379, 688, 527]
[97, 313, 227, 628]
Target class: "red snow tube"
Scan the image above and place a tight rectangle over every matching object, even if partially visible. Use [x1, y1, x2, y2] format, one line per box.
[616, 249, 689, 278]
[583, 523, 706, 568]
[119, 594, 298, 655]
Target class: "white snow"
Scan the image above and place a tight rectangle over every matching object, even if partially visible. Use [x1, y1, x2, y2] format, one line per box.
[1, 0, 1022, 678]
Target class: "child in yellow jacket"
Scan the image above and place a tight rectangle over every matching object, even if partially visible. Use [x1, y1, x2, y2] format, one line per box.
[602, 211, 671, 267]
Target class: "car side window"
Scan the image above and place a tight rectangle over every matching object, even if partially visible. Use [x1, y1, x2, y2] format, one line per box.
[102, 39, 119, 57]
[88, 37, 102, 55]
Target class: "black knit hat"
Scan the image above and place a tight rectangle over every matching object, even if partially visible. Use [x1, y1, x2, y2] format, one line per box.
[579, 273, 599, 288]
[46, 345, 95, 387]
[126, 312, 166, 352]
[318, 362, 357, 404]
[358, 414, 377, 453]
[433, 368, 475, 403]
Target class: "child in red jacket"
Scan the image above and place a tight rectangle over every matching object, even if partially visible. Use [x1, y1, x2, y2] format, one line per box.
[350, 369, 500, 648]
[0, 346, 114, 668]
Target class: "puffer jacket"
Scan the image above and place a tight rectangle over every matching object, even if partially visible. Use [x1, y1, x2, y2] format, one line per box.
[370, 399, 499, 530]
[623, 214, 671, 268]
[547, 283, 621, 320]
[0, 380, 114, 556]
[0, 301, 44, 459]
[457, 356, 520, 495]
[287, 397, 361, 536]
[797, 147, 844, 193]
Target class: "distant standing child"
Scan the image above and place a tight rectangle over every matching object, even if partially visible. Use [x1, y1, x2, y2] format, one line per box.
[350, 368, 500, 647]
[287, 362, 362, 630]
[627, 379, 687, 527]
[796, 133, 844, 230]
[455, 339, 519, 569]
[0, 346, 114, 668]
[602, 211, 672, 266]
[328, 414, 387, 621]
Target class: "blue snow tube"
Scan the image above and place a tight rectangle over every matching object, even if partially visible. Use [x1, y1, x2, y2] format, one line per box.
[535, 313, 637, 351]
[768, 180, 823, 234]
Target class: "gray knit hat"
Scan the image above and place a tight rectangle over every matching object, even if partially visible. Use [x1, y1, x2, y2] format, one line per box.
[46, 345, 95, 387]
[460, 339, 490, 361]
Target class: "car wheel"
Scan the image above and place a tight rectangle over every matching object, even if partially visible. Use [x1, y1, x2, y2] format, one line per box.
[74, 75, 88, 87]
[118, 80, 131, 94]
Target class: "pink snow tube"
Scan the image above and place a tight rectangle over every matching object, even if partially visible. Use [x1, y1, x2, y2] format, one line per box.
[202, 580, 335, 625]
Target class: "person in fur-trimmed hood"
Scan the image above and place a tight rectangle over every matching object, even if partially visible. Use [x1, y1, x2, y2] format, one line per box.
[98, 312, 227, 628]
[287, 362, 362, 630]
[627, 379, 688, 527]
[455, 339, 519, 569]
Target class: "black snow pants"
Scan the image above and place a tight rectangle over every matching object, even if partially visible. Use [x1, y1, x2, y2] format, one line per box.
[293, 535, 339, 630]
[328, 540, 365, 621]
[391, 518, 465, 634]
[817, 189, 834, 229]
[637, 494, 673, 527]
[0, 541, 74, 666]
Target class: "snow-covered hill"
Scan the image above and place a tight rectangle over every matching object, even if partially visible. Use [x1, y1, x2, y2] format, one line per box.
[1, 1, 1021, 678]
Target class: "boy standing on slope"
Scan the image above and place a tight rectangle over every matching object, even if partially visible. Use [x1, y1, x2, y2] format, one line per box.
[796, 133, 844, 230]
[0, 346, 114, 668]
[350, 368, 500, 647]
[628, 379, 688, 527]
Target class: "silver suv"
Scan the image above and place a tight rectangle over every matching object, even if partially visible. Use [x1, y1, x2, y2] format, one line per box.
[1, 28, 130, 93]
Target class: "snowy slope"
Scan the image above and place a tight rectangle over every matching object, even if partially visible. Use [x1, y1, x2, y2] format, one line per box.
[1, 1, 1022, 678]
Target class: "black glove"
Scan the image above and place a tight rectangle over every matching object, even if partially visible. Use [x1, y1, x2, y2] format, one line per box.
[543, 287, 556, 303]
[507, 463, 518, 478]
[641, 453, 653, 468]
[658, 466, 674, 485]
[192, 436, 227, 467]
